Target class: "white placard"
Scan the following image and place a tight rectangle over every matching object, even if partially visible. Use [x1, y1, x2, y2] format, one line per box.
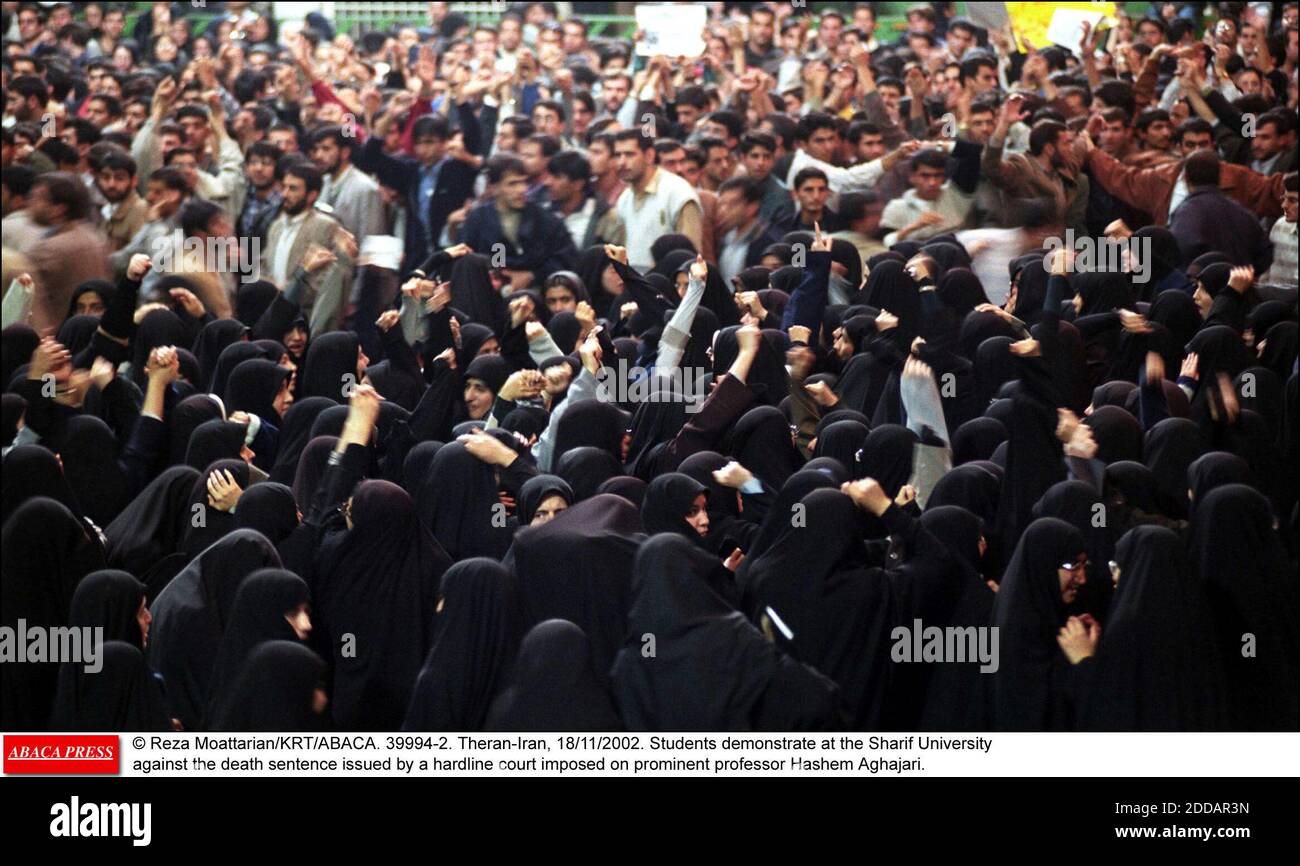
[635, 4, 706, 58]
[1045, 8, 1106, 49]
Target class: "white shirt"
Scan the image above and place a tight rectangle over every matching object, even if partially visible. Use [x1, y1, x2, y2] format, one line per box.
[786, 148, 886, 202]
[616, 167, 700, 271]
[271, 210, 309, 287]
[562, 197, 597, 249]
[1168, 171, 1190, 220]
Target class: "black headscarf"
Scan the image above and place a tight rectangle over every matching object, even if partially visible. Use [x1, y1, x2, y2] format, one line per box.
[131, 308, 187, 387]
[48, 414, 129, 528]
[204, 568, 309, 728]
[291, 435, 339, 512]
[299, 331, 360, 403]
[1032, 479, 1118, 622]
[313, 480, 450, 730]
[210, 341, 268, 403]
[68, 569, 147, 650]
[225, 358, 290, 426]
[937, 267, 989, 317]
[991, 517, 1085, 731]
[554, 397, 629, 462]
[234, 481, 300, 550]
[555, 445, 624, 502]
[927, 462, 1001, 531]
[951, 416, 1006, 465]
[1187, 451, 1252, 515]
[1143, 417, 1208, 519]
[485, 619, 622, 731]
[1, 497, 104, 729]
[400, 440, 444, 496]
[610, 533, 840, 731]
[595, 475, 647, 507]
[184, 419, 247, 472]
[403, 558, 522, 731]
[164, 394, 222, 467]
[625, 382, 690, 480]
[1188, 484, 1298, 730]
[180, 459, 251, 557]
[57, 314, 101, 358]
[50, 642, 171, 732]
[235, 279, 279, 329]
[724, 404, 804, 489]
[1072, 270, 1134, 316]
[100, 466, 197, 594]
[641, 472, 709, 543]
[859, 424, 917, 498]
[506, 494, 643, 682]
[1082, 525, 1227, 730]
[1104, 460, 1162, 516]
[448, 253, 507, 335]
[209, 641, 326, 732]
[516, 474, 573, 526]
[712, 326, 787, 405]
[1082, 405, 1144, 464]
[194, 318, 249, 391]
[267, 396, 335, 485]
[418, 441, 514, 559]
[813, 419, 870, 477]
[2, 443, 84, 524]
[741, 468, 841, 562]
[146, 528, 282, 731]
[1148, 289, 1201, 350]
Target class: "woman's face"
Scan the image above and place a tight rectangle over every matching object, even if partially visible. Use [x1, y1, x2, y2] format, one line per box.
[685, 492, 710, 537]
[464, 379, 494, 419]
[832, 326, 854, 360]
[137, 597, 152, 648]
[154, 35, 177, 62]
[282, 325, 307, 358]
[545, 286, 576, 313]
[1058, 555, 1087, 603]
[285, 603, 312, 640]
[1193, 283, 1212, 318]
[477, 337, 501, 357]
[530, 493, 568, 525]
[75, 291, 106, 317]
[675, 272, 689, 299]
[601, 263, 624, 294]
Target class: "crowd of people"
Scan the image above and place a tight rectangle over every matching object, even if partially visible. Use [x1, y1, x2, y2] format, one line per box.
[1, 1, 1297, 735]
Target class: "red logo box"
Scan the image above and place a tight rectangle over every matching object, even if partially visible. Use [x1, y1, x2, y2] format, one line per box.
[3, 735, 119, 774]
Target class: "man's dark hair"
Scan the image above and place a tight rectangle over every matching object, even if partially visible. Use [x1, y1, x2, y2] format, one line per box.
[312, 125, 356, 159]
[180, 198, 224, 237]
[500, 115, 535, 139]
[1283, 171, 1298, 193]
[9, 75, 47, 106]
[1258, 107, 1297, 137]
[761, 112, 797, 150]
[588, 130, 617, 153]
[706, 110, 743, 142]
[1184, 149, 1221, 187]
[1174, 117, 1214, 143]
[64, 117, 101, 148]
[1099, 107, 1129, 127]
[654, 137, 684, 157]
[547, 149, 591, 182]
[523, 133, 561, 158]
[246, 141, 281, 163]
[837, 190, 881, 224]
[910, 147, 949, 172]
[96, 147, 136, 176]
[1137, 16, 1167, 37]
[1028, 120, 1068, 156]
[718, 175, 763, 204]
[174, 104, 210, 124]
[793, 166, 829, 189]
[411, 114, 452, 141]
[32, 171, 91, 221]
[39, 139, 80, 169]
[533, 98, 566, 122]
[682, 145, 706, 169]
[1093, 79, 1136, 118]
[486, 153, 528, 184]
[795, 111, 838, 142]
[679, 85, 710, 111]
[613, 128, 654, 152]
[958, 54, 996, 86]
[163, 146, 198, 167]
[1134, 107, 1170, 132]
[283, 161, 324, 195]
[1, 164, 38, 199]
[86, 93, 123, 119]
[846, 120, 883, 144]
[148, 166, 190, 194]
[739, 131, 777, 155]
[698, 136, 729, 156]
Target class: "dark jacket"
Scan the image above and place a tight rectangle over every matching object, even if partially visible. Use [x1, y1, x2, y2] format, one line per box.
[1170, 187, 1273, 273]
[355, 101, 482, 274]
[460, 199, 578, 279]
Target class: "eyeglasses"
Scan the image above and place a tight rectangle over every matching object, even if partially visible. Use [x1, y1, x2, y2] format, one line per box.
[1059, 557, 1088, 573]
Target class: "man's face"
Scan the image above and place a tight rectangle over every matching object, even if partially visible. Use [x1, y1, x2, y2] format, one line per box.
[49, 6, 72, 30]
[268, 128, 298, 153]
[1142, 119, 1172, 150]
[805, 126, 839, 163]
[603, 77, 629, 111]
[103, 10, 125, 38]
[681, 158, 702, 188]
[703, 145, 735, 185]
[500, 18, 522, 50]
[1213, 18, 1237, 47]
[1137, 21, 1163, 47]
[857, 132, 886, 161]
[84, 98, 111, 127]
[412, 134, 446, 166]
[6, 92, 40, 123]
[1235, 69, 1262, 95]
[947, 27, 972, 58]
[311, 137, 342, 173]
[531, 106, 561, 137]
[659, 146, 687, 176]
[613, 140, 649, 184]
[910, 163, 946, 200]
[281, 175, 312, 215]
[544, 171, 578, 205]
[676, 103, 702, 131]
[519, 141, 546, 179]
[1239, 24, 1260, 54]
[472, 29, 497, 59]
[496, 121, 520, 153]
[717, 188, 754, 231]
[1046, 130, 1074, 169]
[572, 101, 593, 135]
[819, 15, 842, 48]
[178, 115, 209, 149]
[878, 84, 903, 114]
[1252, 122, 1285, 160]
[588, 140, 611, 175]
[1100, 119, 1131, 154]
[27, 184, 57, 226]
[562, 22, 585, 54]
[18, 9, 42, 41]
[967, 110, 995, 144]
[1282, 190, 1299, 223]
[749, 12, 775, 48]
[854, 8, 876, 34]
[795, 177, 829, 215]
[496, 170, 529, 210]
[97, 167, 134, 203]
[169, 152, 199, 188]
[246, 154, 278, 190]
[145, 179, 182, 217]
[703, 120, 733, 147]
[13, 59, 39, 77]
[1180, 130, 1213, 156]
[742, 145, 774, 181]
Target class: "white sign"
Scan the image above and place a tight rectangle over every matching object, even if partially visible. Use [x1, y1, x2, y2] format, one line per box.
[635, 4, 706, 57]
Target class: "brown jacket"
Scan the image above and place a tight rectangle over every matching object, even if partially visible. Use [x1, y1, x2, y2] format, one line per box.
[28, 220, 110, 334]
[1085, 148, 1286, 226]
[104, 191, 150, 252]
